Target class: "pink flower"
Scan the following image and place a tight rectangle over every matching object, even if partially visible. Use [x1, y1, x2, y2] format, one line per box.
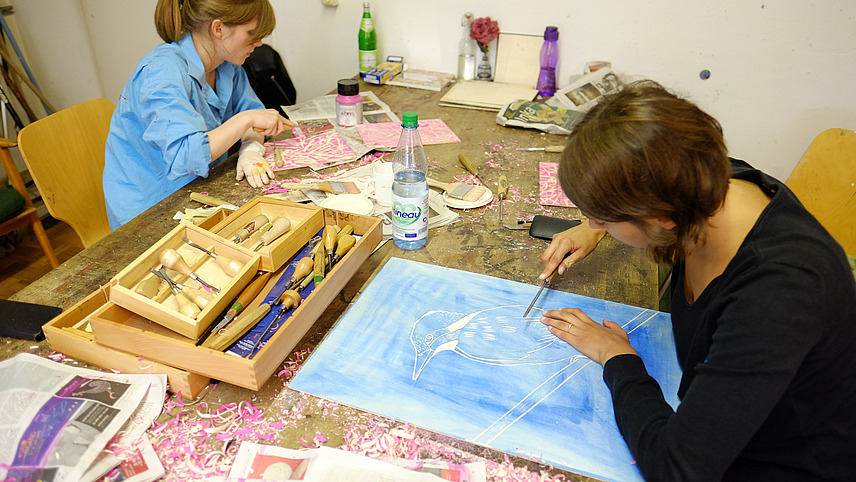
[470, 16, 499, 53]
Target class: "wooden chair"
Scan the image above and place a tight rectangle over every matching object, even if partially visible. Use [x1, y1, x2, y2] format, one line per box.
[0, 138, 59, 268]
[785, 128, 856, 256]
[17, 98, 114, 248]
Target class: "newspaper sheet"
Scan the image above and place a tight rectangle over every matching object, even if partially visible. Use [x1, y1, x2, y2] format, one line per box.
[282, 91, 400, 169]
[226, 442, 486, 482]
[0, 353, 161, 482]
[545, 67, 621, 112]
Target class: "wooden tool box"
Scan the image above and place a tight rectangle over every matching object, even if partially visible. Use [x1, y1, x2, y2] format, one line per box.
[44, 197, 382, 392]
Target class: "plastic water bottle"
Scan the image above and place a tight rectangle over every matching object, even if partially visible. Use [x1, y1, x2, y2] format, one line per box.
[391, 112, 429, 250]
[537, 26, 559, 97]
[457, 12, 476, 81]
[358, 2, 377, 75]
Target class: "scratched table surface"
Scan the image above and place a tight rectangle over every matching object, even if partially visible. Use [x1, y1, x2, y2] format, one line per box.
[3, 80, 657, 481]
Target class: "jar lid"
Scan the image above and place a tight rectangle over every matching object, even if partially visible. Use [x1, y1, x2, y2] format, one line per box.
[337, 79, 359, 96]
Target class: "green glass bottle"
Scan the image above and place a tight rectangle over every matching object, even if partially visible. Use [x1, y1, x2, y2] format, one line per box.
[358, 2, 377, 74]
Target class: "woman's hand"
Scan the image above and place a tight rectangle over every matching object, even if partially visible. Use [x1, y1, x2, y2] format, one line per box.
[539, 222, 607, 279]
[246, 109, 296, 137]
[541, 308, 637, 365]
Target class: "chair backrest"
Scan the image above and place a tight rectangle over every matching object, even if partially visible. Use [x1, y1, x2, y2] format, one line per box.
[785, 128, 856, 256]
[17, 98, 114, 248]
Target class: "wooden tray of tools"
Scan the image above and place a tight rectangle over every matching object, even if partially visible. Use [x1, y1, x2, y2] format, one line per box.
[42, 285, 210, 398]
[208, 196, 325, 272]
[108, 223, 262, 340]
[88, 210, 382, 391]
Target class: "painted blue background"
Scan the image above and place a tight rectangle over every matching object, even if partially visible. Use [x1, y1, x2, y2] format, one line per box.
[290, 258, 681, 481]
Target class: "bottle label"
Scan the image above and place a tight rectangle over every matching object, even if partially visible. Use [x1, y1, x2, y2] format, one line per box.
[391, 193, 428, 241]
[336, 102, 362, 126]
[359, 50, 378, 73]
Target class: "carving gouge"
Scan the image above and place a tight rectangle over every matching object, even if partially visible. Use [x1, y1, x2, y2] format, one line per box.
[523, 252, 570, 317]
[516, 146, 564, 152]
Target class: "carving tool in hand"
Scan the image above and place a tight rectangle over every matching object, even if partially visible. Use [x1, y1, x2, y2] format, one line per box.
[323, 225, 338, 272]
[196, 271, 271, 346]
[232, 214, 269, 243]
[523, 252, 571, 317]
[497, 175, 509, 223]
[253, 217, 292, 251]
[458, 153, 487, 186]
[159, 248, 220, 294]
[247, 290, 301, 359]
[426, 177, 489, 202]
[516, 146, 564, 153]
[150, 268, 200, 319]
[280, 180, 357, 195]
[181, 236, 242, 276]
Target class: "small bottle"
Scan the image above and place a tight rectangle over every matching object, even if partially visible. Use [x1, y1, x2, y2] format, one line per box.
[358, 2, 378, 75]
[391, 112, 429, 250]
[536, 26, 559, 97]
[335, 79, 362, 127]
[457, 12, 476, 81]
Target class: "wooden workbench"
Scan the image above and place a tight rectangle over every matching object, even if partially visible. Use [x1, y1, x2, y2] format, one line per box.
[3, 80, 657, 481]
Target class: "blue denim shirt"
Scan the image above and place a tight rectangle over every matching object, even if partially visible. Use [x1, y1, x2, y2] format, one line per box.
[103, 34, 263, 229]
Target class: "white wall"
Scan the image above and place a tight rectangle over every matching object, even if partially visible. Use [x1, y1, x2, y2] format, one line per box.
[8, 0, 856, 180]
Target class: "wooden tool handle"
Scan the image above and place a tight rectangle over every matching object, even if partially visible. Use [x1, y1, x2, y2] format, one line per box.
[190, 192, 231, 207]
[545, 145, 564, 153]
[291, 257, 314, 282]
[203, 302, 271, 351]
[324, 225, 338, 252]
[337, 225, 354, 238]
[332, 234, 356, 264]
[280, 289, 301, 310]
[259, 217, 292, 245]
[160, 248, 193, 277]
[233, 214, 269, 242]
[274, 147, 284, 167]
[214, 256, 243, 277]
[182, 286, 213, 309]
[313, 246, 326, 283]
[174, 293, 200, 319]
[497, 175, 509, 199]
[426, 177, 451, 191]
[233, 272, 272, 312]
[458, 153, 479, 176]
[280, 182, 334, 194]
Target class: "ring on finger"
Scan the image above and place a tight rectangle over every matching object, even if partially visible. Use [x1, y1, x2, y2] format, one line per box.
[567, 322, 573, 331]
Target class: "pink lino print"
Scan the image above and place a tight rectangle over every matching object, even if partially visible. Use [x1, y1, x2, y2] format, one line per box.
[355, 119, 461, 149]
[265, 132, 356, 170]
[540, 162, 576, 207]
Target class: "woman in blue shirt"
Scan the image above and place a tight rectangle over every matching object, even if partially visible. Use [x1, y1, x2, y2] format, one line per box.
[104, 0, 293, 229]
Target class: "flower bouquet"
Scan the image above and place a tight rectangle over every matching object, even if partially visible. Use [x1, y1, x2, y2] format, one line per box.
[470, 16, 499, 80]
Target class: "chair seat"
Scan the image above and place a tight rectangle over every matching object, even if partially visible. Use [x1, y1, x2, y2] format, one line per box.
[0, 186, 25, 223]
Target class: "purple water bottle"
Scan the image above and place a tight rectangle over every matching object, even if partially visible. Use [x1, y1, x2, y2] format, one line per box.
[537, 26, 559, 97]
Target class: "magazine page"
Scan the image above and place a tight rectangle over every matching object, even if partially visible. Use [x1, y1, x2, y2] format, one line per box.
[546, 67, 621, 112]
[0, 353, 159, 482]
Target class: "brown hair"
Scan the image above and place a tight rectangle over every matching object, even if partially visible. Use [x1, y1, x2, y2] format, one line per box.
[558, 80, 730, 265]
[154, 0, 275, 44]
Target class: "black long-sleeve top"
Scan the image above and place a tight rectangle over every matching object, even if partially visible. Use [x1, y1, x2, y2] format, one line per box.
[603, 159, 856, 480]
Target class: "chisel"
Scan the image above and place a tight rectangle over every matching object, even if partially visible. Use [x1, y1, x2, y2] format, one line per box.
[197, 271, 271, 345]
[497, 175, 508, 223]
[458, 153, 487, 186]
[516, 146, 564, 153]
[523, 253, 570, 317]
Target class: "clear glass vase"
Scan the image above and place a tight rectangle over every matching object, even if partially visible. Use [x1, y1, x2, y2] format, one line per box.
[476, 51, 492, 80]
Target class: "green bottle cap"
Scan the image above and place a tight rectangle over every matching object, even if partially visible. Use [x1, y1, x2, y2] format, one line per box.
[402, 111, 418, 127]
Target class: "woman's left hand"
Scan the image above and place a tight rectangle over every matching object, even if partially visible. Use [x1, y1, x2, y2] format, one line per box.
[541, 308, 638, 365]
